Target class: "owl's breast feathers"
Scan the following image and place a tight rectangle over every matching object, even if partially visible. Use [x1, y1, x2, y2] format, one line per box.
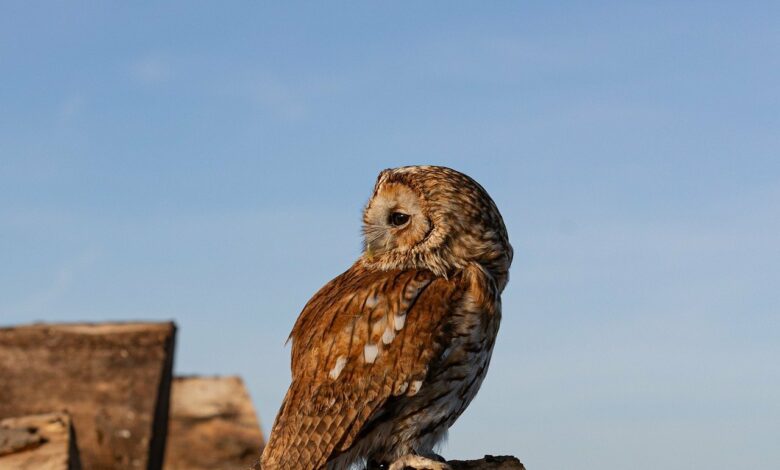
[260, 262, 500, 470]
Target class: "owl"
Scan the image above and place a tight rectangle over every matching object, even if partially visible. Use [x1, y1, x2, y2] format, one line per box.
[260, 166, 513, 470]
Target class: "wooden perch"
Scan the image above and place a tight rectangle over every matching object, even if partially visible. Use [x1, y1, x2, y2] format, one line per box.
[448, 455, 526, 469]
[249, 455, 526, 469]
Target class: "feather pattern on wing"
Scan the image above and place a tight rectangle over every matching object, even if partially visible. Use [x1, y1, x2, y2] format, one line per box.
[261, 263, 463, 469]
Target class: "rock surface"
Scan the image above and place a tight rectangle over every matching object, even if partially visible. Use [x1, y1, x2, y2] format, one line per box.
[0, 322, 176, 470]
[0, 412, 82, 470]
[163, 376, 265, 470]
[0, 427, 44, 457]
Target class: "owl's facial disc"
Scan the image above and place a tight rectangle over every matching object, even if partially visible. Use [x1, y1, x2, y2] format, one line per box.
[363, 182, 430, 260]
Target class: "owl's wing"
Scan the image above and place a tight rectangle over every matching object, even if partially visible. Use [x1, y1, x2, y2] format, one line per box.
[261, 265, 463, 469]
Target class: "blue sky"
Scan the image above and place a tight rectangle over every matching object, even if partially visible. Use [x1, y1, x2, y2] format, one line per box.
[1, 2, 779, 468]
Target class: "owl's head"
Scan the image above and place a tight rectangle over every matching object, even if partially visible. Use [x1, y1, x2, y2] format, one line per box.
[362, 165, 512, 290]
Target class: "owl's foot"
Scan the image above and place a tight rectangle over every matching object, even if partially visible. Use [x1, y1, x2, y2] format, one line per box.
[388, 454, 451, 470]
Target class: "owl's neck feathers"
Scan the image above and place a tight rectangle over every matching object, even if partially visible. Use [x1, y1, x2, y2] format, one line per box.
[360, 228, 511, 293]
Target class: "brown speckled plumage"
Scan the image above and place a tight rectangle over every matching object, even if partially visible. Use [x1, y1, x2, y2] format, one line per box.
[261, 166, 512, 470]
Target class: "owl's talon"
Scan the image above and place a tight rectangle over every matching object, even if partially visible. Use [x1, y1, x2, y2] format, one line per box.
[388, 454, 451, 470]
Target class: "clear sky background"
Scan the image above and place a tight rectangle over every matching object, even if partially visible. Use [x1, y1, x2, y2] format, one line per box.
[1, 2, 778, 469]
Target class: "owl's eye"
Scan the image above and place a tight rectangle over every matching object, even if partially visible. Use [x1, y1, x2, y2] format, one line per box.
[388, 212, 410, 227]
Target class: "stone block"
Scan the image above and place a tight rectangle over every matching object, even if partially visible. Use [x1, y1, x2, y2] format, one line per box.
[0, 322, 176, 470]
[163, 376, 265, 470]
